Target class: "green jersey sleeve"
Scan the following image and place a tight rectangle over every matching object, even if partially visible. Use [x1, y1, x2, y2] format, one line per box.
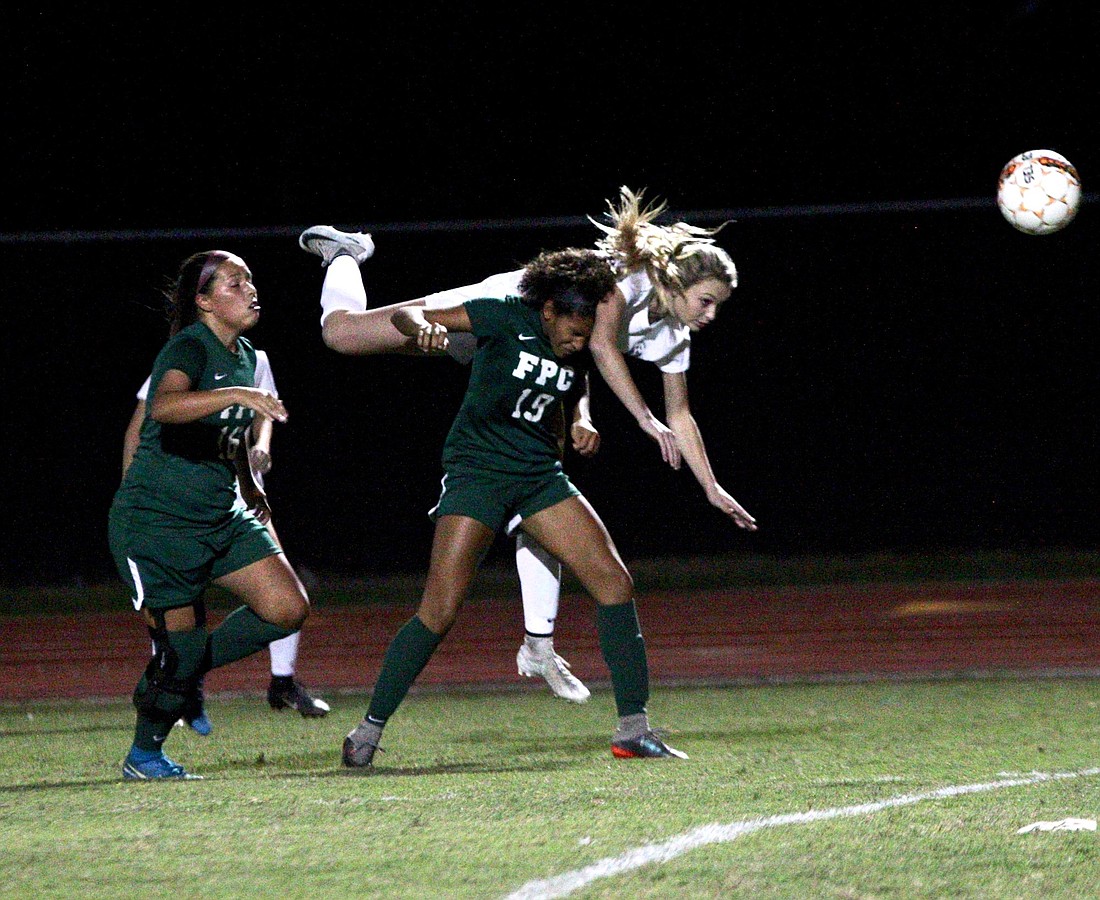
[148, 333, 208, 399]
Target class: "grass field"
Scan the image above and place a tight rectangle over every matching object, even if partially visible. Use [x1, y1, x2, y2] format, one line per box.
[2, 679, 1099, 898]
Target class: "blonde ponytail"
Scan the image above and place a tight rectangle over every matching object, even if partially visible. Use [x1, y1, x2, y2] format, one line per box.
[590, 186, 737, 317]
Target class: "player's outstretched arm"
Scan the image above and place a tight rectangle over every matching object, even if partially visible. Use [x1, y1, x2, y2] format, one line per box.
[663, 371, 757, 531]
[588, 288, 681, 469]
[151, 370, 288, 425]
[391, 303, 472, 353]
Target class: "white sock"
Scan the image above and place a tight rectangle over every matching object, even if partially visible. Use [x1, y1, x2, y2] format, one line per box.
[268, 630, 300, 677]
[516, 532, 562, 635]
[319, 255, 368, 326]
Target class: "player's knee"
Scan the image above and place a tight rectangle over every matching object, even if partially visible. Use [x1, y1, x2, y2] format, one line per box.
[592, 562, 634, 607]
[134, 627, 208, 720]
[270, 594, 309, 631]
[321, 313, 359, 355]
[417, 593, 461, 635]
[321, 316, 348, 353]
[288, 599, 309, 631]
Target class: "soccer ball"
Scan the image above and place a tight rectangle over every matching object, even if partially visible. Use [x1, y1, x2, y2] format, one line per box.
[997, 149, 1081, 235]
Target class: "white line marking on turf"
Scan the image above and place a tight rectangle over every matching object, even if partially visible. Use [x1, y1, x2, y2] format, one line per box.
[504, 767, 1100, 900]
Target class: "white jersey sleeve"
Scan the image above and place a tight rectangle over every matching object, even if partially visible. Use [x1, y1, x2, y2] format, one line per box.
[254, 350, 277, 396]
[418, 269, 525, 309]
[615, 271, 691, 373]
[245, 350, 276, 495]
[419, 270, 525, 366]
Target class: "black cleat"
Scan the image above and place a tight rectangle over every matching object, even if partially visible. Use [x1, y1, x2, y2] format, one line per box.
[611, 729, 688, 760]
[267, 676, 331, 717]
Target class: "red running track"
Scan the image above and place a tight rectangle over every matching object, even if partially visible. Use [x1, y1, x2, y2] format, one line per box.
[3, 579, 1100, 704]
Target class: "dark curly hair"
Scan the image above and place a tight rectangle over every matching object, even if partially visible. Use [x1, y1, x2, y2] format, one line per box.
[518, 248, 616, 318]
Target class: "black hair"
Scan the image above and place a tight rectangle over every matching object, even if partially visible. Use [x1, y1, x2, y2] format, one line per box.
[518, 248, 617, 318]
[163, 250, 232, 336]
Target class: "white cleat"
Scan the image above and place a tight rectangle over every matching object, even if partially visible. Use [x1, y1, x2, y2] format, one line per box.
[298, 225, 375, 267]
[517, 640, 590, 704]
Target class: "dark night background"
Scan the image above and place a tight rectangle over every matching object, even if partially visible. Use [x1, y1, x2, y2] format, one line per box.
[2, 3, 1098, 587]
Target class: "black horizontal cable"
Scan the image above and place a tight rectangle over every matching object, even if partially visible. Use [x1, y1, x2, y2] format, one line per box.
[1, 194, 1094, 244]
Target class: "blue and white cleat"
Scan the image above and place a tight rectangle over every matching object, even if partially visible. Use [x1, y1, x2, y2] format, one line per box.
[122, 751, 203, 780]
[176, 680, 213, 735]
[181, 710, 214, 736]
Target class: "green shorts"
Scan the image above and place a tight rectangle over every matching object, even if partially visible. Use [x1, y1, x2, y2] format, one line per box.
[108, 505, 280, 611]
[429, 466, 580, 534]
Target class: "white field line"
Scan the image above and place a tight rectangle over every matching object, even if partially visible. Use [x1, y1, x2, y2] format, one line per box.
[504, 767, 1100, 900]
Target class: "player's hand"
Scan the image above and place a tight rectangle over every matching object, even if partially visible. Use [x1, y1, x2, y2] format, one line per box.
[416, 321, 449, 353]
[639, 413, 681, 469]
[707, 484, 757, 531]
[251, 496, 272, 524]
[571, 419, 601, 457]
[236, 388, 288, 423]
[240, 485, 272, 524]
[249, 447, 272, 475]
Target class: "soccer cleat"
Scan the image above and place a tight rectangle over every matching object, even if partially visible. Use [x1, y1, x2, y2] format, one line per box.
[122, 751, 203, 780]
[342, 720, 384, 769]
[611, 730, 688, 760]
[176, 679, 213, 735]
[517, 640, 591, 704]
[267, 676, 331, 717]
[298, 225, 375, 267]
[176, 709, 214, 736]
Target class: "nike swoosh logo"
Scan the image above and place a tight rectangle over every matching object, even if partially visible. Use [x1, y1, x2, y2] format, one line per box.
[518, 334, 537, 341]
[214, 373, 228, 380]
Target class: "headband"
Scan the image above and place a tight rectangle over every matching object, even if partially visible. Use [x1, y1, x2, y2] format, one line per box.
[195, 251, 234, 295]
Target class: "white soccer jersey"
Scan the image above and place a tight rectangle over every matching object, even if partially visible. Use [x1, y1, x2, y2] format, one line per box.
[614, 270, 691, 374]
[252, 350, 277, 396]
[417, 269, 691, 373]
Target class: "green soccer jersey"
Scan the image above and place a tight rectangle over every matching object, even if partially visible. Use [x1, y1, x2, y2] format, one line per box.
[114, 322, 257, 524]
[442, 297, 583, 476]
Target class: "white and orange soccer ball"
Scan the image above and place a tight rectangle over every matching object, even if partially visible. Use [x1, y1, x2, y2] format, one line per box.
[997, 149, 1081, 235]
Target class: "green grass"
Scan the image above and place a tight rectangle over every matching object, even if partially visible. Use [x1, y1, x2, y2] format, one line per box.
[2, 680, 1099, 898]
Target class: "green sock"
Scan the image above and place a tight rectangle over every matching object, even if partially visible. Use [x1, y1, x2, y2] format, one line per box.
[208, 606, 295, 671]
[366, 616, 443, 723]
[131, 627, 209, 752]
[597, 600, 649, 718]
[132, 713, 171, 753]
